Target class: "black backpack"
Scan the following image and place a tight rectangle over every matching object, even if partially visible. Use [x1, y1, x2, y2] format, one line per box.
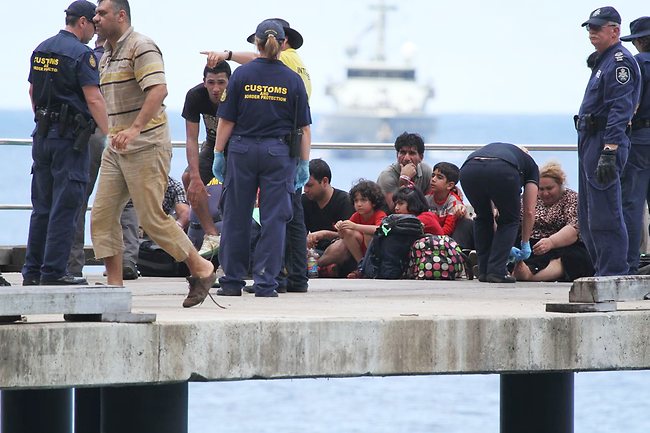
[137, 239, 190, 277]
[361, 214, 424, 279]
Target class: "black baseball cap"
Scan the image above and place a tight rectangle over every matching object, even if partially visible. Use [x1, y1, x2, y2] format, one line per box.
[582, 6, 621, 27]
[65, 0, 96, 22]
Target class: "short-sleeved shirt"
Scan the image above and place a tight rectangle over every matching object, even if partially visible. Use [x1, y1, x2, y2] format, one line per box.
[350, 209, 387, 226]
[29, 30, 98, 119]
[527, 188, 580, 241]
[464, 142, 539, 187]
[162, 176, 188, 215]
[99, 27, 170, 153]
[217, 58, 311, 137]
[302, 188, 355, 232]
[279, 48, 312, 100]
[377, 162, 433, 197]
[181, 83, 219, 146]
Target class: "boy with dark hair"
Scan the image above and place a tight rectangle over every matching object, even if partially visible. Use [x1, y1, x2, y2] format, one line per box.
[427, 162, 463, 235]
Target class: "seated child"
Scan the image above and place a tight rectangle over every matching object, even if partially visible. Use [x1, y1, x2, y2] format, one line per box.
[426, 162, 465, 236]
[333, 179, 387, 277]
[393, 186, 443, 235]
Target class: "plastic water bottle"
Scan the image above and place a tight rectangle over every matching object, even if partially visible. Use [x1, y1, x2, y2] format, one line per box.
[307, 248, 319, 279]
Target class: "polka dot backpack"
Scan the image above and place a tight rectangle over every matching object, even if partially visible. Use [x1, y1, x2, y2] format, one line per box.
[407, 235, 466, 280]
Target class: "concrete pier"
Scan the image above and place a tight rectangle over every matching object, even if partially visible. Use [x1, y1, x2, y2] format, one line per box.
[0, 273, 649, 432]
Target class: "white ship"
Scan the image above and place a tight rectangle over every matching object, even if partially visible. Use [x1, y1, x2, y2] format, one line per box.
[318, 1, 435, 143]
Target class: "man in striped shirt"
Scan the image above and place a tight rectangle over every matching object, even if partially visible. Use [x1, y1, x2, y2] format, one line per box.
[90, 0, 216, 308]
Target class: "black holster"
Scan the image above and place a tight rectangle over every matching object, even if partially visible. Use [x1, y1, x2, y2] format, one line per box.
[72, 114, 95, 153]
[35, 109, 51, 138]
[286, 128, 303, 158]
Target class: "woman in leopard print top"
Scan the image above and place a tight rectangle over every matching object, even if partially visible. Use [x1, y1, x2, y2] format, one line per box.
[513, 161, 594, 281]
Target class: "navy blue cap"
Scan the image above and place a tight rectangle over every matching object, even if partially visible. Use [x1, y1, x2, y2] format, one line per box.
[251, 19, 285, 43]
[582, 6, 621, 27]
[621, 17, 650, 41]
[247, 18, 303, 49]
[65, 0, 96, 21]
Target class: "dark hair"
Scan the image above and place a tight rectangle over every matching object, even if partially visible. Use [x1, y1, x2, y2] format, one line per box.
[586, 51, 599, 69]
[309, 158, 331, 182]
[394, 132, 425, 155]
[349, 179, 386, 210]
[65, 15, 81, 26]
[99, 0, 131, 21]
[637, 35, 650, 52]
[203, 61, 232, 79]
[392, 186, 429, 215]
[433, 162, 460, 184]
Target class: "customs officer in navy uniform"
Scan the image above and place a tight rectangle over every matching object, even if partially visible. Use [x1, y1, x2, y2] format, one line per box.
[213, 20, 311, 297]
[620, 17, 650, 274]
[577, 6, 641, 276]
[459, 143, 539, 283]
[24, 0, 109, 286]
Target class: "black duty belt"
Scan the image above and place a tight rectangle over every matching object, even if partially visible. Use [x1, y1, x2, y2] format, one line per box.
[631, 118, 650, 130]
[573, 114, 607, 132]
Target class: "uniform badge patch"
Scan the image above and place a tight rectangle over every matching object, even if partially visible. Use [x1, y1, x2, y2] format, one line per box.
[220, 89, 227, 102]
[614, 51, 624, 62]
[89, 55, 96, 69]
[616, 67, 630, 84]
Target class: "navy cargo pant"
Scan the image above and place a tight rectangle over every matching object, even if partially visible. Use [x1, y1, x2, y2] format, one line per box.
[276, 187, 309, 291]
[23, 124, 89, 282]
[218, 136, 295, 296]
[621, 143, 650, 274]
[577, 131, 629, 276]
[459, 158, 521, 278]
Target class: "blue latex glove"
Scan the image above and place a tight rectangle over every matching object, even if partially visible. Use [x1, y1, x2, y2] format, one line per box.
[508, 247, 521, 263]
[212, 151, 225, 183]
[514, 241, 532, 261]
[294, 159, 309, 190]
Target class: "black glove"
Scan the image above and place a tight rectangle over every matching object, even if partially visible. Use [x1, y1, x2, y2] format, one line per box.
[595, 148, 617, 185]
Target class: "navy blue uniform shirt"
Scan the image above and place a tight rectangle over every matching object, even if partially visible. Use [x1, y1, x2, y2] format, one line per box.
[217, 58, 311, 137]
[464, 142, 540, 187]
[631, 51, 650, 145]
[28, 30, 99, 119]
[578, 42, 641, 146]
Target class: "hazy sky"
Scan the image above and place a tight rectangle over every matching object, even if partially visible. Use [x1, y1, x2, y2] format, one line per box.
[4, 0, 647, 114]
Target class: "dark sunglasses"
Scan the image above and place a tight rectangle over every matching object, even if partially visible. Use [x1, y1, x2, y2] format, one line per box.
[586, 23, 617, 32]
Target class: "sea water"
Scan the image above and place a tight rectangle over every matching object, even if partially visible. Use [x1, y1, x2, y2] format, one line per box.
[2, 111, 649, 432]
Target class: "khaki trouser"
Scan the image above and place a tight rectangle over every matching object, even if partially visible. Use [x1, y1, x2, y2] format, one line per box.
[91, 144, 194, 262]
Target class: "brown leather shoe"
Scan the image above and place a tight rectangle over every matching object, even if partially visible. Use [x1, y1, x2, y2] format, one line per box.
[183, 270, 217, 308]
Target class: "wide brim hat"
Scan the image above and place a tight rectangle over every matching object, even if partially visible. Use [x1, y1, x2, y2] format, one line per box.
[247, 18, 303, 49]
[621, 17, 650, 41]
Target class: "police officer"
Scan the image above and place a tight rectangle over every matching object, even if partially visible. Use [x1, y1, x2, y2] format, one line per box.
[621, 17, 650, 274]
[459, 143, 539, 283]
[576, 6, 641, 276]
[213, 19, 311, 297]
[24, 0, 109, 286]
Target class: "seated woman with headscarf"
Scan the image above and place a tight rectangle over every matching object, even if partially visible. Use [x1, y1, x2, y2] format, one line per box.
[512, 161, 594, 281]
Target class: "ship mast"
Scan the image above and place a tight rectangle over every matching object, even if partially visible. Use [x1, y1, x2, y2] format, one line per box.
[369, 0, 396, 62]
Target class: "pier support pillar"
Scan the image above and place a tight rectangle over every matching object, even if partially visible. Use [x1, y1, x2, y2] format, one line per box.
[75, 387, 101, 433]
[500, 372, 574, 433]
[1, 388, 73, 433]
[100, 382, 188, 433]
